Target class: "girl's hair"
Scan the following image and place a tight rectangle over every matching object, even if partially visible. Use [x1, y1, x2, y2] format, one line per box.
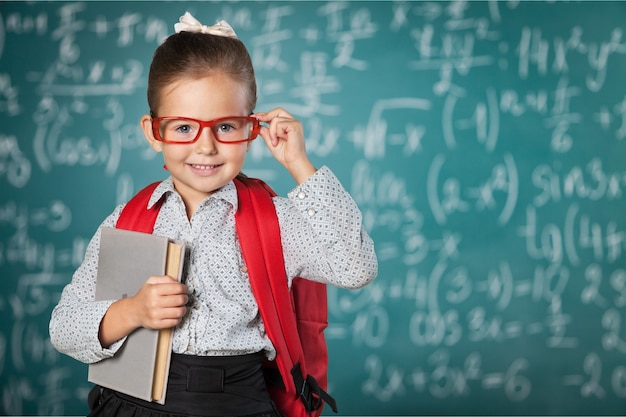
[147, 31, 257, 115]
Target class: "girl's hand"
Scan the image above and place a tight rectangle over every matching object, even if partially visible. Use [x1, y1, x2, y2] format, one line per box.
[130, 275, 188, 330]
[98, 275, 188, 347]
[253, 108, 316, 184]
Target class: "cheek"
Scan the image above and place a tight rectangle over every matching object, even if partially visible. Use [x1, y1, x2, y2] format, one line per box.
[161, 145, 189, 163]
[232, 145, 250, 162]
[220, 142, 248, 157]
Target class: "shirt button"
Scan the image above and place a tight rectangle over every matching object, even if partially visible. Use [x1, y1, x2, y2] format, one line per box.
[297, 191, 307, 199]
[307, 208, 316, 217]
[241, 265, 248, 273]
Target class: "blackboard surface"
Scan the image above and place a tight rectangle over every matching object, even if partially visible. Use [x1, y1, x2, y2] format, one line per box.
[2, 1, 626, 415]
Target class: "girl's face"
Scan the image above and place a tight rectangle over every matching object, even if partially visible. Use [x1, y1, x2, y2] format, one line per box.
[141, 73, 251, 215]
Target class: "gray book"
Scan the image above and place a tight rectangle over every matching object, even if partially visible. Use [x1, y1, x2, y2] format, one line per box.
[88, 227, 185, 404]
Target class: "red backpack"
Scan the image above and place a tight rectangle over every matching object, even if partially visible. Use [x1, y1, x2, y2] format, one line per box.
[115, 177, 337, 417]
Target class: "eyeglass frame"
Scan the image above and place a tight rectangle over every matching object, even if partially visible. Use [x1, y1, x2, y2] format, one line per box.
[150, 115, 261, 144]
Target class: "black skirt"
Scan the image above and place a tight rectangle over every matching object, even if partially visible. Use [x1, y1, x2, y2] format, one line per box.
[88, 352, 282, 417]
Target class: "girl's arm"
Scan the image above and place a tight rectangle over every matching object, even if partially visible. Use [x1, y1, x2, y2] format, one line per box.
[254, 108, 377, 289]
[49, 207, 188, 363]
[277, 166, 378, 290]
[49, 211, 123, 363]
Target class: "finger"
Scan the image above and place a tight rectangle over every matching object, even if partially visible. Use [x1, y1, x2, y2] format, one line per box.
[253, 107, 293, 122]
[145, 275, 178, 285]
[254, 109, 300, 149]
[160, 293, 189, 308]
[146, 276, 187, 291]
[272, 108, 293, 119]
[263, 120, 283, 147]
[158, 287, 189, 306]
[139, 285, 188, 312]
[257, 124, 272, 145]
[145, 306, 187, 329]
[252, 111, 268, 121]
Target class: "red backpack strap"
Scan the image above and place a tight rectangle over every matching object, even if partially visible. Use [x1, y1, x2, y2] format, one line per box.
[234, 177, 336, 416]
[115, 182, 163, 232]
[233, 178, 299, 377]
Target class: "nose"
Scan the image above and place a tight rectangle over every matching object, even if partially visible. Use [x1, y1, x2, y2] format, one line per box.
[193, 126, 218, 155]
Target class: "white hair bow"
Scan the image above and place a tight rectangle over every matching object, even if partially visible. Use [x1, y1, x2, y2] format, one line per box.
[174, 12, 238, 38]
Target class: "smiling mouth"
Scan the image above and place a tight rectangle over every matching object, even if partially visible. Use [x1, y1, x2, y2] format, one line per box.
[190, 163, 221, 170]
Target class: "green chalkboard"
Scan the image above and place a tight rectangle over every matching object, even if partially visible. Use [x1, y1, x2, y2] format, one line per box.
[2, 1, 626, 415]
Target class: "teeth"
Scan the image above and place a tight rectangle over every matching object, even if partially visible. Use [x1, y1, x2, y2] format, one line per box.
[191, 164, 216, 170]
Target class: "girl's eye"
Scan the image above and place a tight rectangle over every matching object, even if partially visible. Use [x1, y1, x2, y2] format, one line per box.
[175, 124, 193, 134]
[216, 123, 235, 133]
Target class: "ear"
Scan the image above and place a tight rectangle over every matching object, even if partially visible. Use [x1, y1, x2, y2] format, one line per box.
[140, 114, 163, 152]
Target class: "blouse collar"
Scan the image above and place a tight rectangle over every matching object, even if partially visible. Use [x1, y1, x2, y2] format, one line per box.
[148, 177, 239, 211]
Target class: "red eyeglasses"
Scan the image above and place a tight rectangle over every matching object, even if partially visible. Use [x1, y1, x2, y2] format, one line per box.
[151, 116, 260, 144]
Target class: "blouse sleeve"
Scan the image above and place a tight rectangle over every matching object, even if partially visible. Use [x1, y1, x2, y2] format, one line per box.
[49, 205, 127, 364]
[277, 166, 378, 289]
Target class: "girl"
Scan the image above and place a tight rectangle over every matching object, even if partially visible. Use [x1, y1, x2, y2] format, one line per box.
[50, 12, 377, 417]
